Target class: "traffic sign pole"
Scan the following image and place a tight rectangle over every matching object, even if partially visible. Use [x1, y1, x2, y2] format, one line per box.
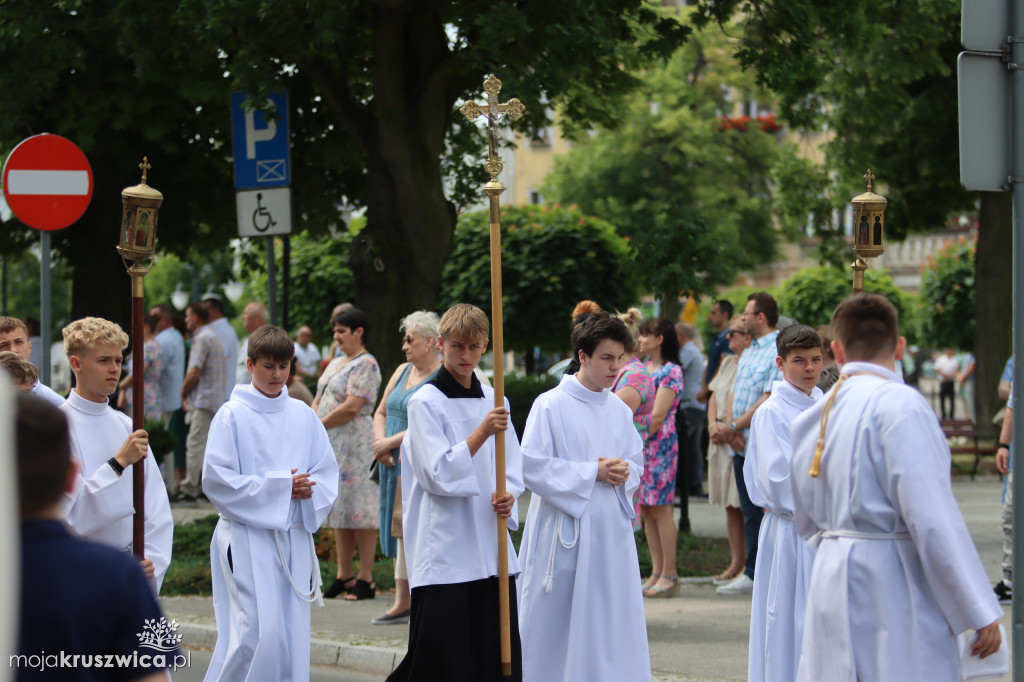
[2, 134, 93, 389]
[1012, 2, 1024, 673]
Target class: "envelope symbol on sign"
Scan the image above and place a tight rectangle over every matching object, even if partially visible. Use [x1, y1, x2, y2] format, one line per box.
[256, 159, 286, 182]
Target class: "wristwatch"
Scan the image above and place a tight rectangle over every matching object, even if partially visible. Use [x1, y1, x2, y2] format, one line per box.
[729, 421, 736, 431]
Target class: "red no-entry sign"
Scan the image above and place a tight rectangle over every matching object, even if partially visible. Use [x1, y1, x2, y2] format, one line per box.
[2, 134, 93, 231]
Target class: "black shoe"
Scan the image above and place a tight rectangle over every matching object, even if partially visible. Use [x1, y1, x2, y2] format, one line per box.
[994, 580, 1013, 603]
[344, 578, 376, 601]
[323, 576, 356, 599]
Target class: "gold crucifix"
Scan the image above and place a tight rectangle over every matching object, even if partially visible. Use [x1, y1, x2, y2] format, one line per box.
[459, 74, 526, 181]
[863, 168, 875, 193]
[139, 157, 152, 184]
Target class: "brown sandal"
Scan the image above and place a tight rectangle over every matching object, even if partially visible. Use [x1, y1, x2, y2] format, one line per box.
[344, 579, 376, 601]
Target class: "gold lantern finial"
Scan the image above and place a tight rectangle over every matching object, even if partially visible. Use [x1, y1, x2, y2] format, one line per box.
[117, 157, 163, 265]
[863, 168, 875, 192]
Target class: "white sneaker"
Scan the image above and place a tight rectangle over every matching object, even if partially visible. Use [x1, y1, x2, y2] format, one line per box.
[716, 573, 754, 595]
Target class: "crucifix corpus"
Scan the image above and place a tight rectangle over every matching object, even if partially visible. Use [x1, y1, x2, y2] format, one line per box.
[459, 73, 525, 677]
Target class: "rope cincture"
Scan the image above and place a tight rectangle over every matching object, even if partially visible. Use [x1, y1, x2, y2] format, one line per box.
[809, 374, 849, 477]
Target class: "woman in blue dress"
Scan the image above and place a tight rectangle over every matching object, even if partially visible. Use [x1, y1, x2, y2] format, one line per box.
[370, 311, 441, 624]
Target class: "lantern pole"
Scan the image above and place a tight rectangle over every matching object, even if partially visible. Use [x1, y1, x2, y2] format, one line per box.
[459, 74, 525, 678]
[117, 157, 163, 560]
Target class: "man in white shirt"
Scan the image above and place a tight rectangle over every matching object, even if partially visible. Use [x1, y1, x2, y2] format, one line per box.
[293, 325, 321, 385]
[235, 301, 268, 385]
[203, 293, 238, 402]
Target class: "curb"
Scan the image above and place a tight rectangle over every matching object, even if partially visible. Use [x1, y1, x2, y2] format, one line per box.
[176, 622, 403, 677]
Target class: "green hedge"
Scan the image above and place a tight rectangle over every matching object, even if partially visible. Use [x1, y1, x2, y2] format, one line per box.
[503, 374, 559, 437]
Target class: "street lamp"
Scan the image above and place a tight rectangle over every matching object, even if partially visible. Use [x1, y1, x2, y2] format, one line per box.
[116, 157, 163, 564]
[850, 169, 886, 293]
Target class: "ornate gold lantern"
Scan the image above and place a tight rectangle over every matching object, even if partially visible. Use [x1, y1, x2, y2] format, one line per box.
[850, 169, 887, 292]
[117, 157, 163, 262]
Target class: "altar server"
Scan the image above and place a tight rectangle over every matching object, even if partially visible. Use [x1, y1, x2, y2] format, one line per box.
[518, 311, 649, 682]
[202, 326, 338, 682]
[60, 317, 173, 593]
[790, 293, 1002, 681]
[743, 325, 822, 682]
[387, 303, 525, 682]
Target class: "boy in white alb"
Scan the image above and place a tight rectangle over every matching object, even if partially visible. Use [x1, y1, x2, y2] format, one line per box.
[202, 326, 338, 682]
[388, 304, 525, 682]
[59, 317, 173, 592]
[743, 325, 823, 682]
[518, 311, 649, 682]
[790, 293, 1002, 681]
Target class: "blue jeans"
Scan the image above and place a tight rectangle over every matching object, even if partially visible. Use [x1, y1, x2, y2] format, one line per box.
[733, 453, 763, 579]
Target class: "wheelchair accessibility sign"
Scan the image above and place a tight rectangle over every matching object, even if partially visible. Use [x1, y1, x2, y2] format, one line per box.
[236, 187, 291, 237]
[231, 91, 290, 189]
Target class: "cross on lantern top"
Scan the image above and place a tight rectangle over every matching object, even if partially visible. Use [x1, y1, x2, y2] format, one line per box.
[459, 74, 526, 181]
[863, 169, 875, 192]
[139, 157, 152, 185]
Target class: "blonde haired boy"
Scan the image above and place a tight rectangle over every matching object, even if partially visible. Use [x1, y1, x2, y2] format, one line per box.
[60, 317, 173, 592]
[388, 304, 525, 681]
[0, 350, 39, 390]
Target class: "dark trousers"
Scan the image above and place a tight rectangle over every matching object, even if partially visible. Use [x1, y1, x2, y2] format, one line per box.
[939, 380, 956, 420]
[733, 453, 763, 579]
[387, 576, 522, 682]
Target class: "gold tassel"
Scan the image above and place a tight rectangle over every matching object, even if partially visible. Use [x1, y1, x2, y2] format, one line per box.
[809, 374, 847, 477]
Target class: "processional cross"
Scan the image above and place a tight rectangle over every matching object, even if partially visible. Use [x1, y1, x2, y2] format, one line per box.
[459, 73, 524, 678]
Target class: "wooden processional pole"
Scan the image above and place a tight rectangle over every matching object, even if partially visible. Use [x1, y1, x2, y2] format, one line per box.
[460, 74, 525, 678]
[117, 157, 163, 560]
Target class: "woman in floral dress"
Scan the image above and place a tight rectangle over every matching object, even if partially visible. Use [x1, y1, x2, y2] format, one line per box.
[117, 314, 163, 422]
[313, 307, 382, 601]
[636, 317, 683, 598]
[612, 308, 655, 439]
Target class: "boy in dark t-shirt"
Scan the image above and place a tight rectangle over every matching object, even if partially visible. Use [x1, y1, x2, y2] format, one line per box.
[14, 393, 177, 681]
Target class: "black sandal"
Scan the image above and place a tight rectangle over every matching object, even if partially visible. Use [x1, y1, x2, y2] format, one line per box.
[344, 579, 376, 601]
[323, 576, 355, 599]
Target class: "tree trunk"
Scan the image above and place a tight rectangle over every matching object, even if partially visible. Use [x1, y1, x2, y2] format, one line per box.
[660, 291, 682, 323]
[974, 192, 1012, 433]
[347, 2, 456, 381]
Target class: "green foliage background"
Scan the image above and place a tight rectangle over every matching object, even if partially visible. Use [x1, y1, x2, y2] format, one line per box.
[440, 205, 637, 355]
[775, 266, 915, 343]
[919, 238, 975, 351]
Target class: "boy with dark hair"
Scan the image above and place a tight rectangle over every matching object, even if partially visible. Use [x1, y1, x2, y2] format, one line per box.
[202, 325, 338, 682]
[743, 325, 823, 682]
[388, 303, 525, 682]
[518, 311, 650, 681]
[790, 294, 1003, 680]
[15, 394, 175, 682]
[60, 317, 173, 592]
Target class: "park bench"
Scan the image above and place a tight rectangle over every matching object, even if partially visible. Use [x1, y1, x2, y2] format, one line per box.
[940, 419, 999, 480]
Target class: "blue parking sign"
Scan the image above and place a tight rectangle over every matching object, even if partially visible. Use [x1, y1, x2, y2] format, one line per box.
[231, 91, 290, 189]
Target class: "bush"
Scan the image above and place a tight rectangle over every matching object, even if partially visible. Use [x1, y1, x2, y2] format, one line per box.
[775, 266, 908, 329]
[919, 237, 975, 351]
[503, 373, 559, 437]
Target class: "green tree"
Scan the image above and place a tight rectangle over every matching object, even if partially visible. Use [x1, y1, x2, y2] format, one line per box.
[919, 238, 975, 352]
[0, 1, 238, 327]
[242, 230, 356, 349]
[1, 0, 689, 377]
[775, 266, 910, 336]
[695, 0, 1009, 427]
[544, 15, 802, 320]
[440, 204, 637, 370]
